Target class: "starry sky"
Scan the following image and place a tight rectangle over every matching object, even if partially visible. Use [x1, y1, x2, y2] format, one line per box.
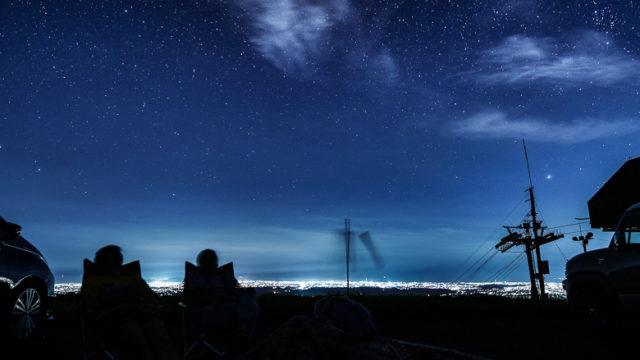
[1, 0, 639, 284]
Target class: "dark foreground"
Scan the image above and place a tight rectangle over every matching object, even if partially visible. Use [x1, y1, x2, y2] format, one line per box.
[2, 294, 637, 359]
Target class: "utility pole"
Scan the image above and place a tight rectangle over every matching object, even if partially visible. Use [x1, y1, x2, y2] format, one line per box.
[345, 218, 351, 297]
[529, 187, 547, 298]
[494, 140, 563, 299]
[523, 140, 544, 297]
[524, 140, 545, 297]
[524, 235, 539, 298]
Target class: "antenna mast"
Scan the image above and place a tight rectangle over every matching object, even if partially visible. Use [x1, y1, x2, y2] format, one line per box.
[523, 139, 533, 188]
[345, 218, 351, 297]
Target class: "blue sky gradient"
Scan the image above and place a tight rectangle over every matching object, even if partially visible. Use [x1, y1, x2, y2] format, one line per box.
[1, 0, 639, 283]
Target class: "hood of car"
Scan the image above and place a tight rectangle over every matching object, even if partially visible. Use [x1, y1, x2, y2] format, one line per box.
[566, 247, 610, 275]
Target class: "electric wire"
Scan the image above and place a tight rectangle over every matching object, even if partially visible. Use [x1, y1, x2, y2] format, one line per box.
[455, 247, 495, 282]
[553, 241, 568, 262]
[464, 250, 500, 282]
[502, 255, 528, 279]
[485, 253, 519, 282]
[485, 252, 525, 282]
[494, 253, 526, 282]
[456, 195, 526, 271]
[505, 253, 527, 281]
[547, 221, 590, 230]
[454, 195, 528, 282]
[562, 230, 592, 236]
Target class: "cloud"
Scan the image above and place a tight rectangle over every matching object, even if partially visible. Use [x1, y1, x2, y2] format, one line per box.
[238, 0, 348, 75]
[235, 0, 398, 84]
[486, 35, 547, 63]
[470, 32, 640, 86]
[452, 111, 640, 143]
[368, 50, 399, 86]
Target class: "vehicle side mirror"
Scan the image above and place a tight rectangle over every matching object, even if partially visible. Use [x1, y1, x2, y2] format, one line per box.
[613, 231, 626, 250]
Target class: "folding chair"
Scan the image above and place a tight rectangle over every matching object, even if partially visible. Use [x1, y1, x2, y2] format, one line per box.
[180, 261, 235, 359]
[78, 259, 142, 360]
[77, 306, 119, 360]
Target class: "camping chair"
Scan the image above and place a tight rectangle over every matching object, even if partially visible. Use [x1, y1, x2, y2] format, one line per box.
[180, 261, 235, 359]
[78, 259, 142, 360]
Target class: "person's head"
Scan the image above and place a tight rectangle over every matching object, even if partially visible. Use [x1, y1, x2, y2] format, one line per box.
[197, 249, 218, 269]
[94, 245, 123, 275]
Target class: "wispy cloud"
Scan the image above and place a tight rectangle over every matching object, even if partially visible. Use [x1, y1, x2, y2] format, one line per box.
[234, 0, 398, 85]
[469, 32, 640, 86]
[368, 50, 399, 85]
[452, 111, 640, 143]
[238, 0, 349, 75]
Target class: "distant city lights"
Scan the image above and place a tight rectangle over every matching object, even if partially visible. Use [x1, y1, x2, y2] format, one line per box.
[54, 280, 566, 298]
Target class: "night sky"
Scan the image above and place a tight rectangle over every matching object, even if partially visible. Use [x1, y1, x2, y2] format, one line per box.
[2, 1, 639, 283]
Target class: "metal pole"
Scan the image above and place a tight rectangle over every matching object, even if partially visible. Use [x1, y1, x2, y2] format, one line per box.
[578, 223, 587, 253]
[345, 218, 350, 297]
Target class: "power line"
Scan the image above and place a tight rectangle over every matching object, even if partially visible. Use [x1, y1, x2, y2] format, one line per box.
[495, 253, 527, 282]
[547, 221, 590, 230]
[487, 253, 522, 282]
[502, 255, 527, 279]
[486, 252, 525, 282]
[454, 195, 528, 282]
[464, 251, 499, 282]
[553, 241, 568, 262]
[562, 230, 592, 236]
[455, 247, 495, 282]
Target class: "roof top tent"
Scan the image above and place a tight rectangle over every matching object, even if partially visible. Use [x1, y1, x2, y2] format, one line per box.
[588, 157, 640, 231]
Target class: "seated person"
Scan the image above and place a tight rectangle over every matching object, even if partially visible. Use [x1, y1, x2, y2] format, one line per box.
[80, 245, 179, 360]
[183, 249, 258, 343]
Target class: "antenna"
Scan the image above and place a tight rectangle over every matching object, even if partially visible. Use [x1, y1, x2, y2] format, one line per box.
[335, 219, 383, 298]
[345, 218, 351, 297]
[523, 139, 533, 188]
[572, 217, 593, 253]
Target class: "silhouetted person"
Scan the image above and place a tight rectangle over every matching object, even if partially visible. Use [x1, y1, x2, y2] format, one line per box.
[80, 245, 179, 360]
[183, 249, 258, 348]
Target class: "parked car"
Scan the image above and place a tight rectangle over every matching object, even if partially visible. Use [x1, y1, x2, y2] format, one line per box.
[564, 157, 640, 329]
[0, 216, 55, 338]
[564, 203, 640, 329]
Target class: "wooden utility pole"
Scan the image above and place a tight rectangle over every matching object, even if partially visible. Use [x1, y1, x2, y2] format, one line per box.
[494, 140, 563, 299]
[345, 218, 351, 297]
[524, 238, 539, 298]
[524, 140, 546, 297]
